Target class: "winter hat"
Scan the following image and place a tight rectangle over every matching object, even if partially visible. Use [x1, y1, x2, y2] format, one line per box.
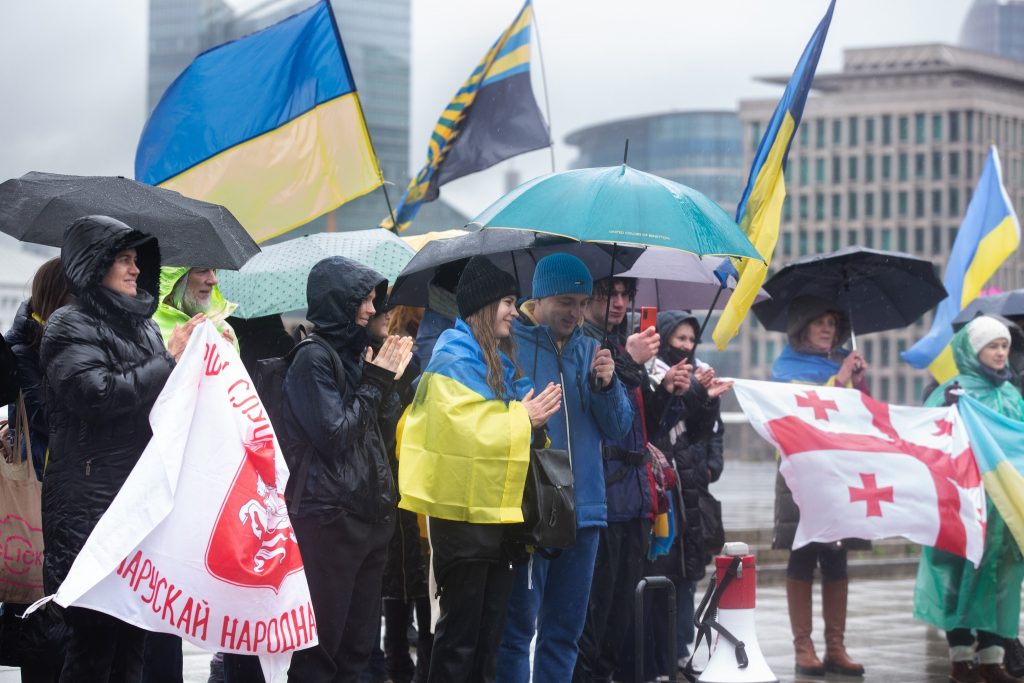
[456, 256, 519, 319]
[532, 253, 593, 299]
[967, 315, 1011, 355]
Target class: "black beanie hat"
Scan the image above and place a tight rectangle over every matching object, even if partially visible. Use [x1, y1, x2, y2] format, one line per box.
[456, 256, 519, 319]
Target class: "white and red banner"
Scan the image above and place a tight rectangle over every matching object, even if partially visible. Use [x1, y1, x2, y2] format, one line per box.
[732, 379, 986, 566]
[44, 322, 315, 679]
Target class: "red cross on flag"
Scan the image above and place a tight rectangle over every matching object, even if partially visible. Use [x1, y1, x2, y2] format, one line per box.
[732, 379, 986, 567]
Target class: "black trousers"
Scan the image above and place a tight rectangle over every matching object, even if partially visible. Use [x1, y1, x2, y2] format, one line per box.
[383, 596, 433, 680]
[287, 511, 393, 683]
[574, 517, 651, 683]
[428, 558, 514, 683]
[59, 607, 145, 683]
[141, 633, 182, 683]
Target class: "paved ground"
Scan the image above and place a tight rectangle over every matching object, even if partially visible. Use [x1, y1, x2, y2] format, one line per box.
[0, 463, 1008, 682]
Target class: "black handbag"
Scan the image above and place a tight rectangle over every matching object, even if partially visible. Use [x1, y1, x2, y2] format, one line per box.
[698, 489, 725, 555]
[508, 447, 576, 549]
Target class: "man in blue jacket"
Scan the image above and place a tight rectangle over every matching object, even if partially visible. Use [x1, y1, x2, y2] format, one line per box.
[496, 254, 634, 683]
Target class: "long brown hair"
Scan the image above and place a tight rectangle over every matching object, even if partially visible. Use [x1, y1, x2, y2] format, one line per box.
[387, 305, 424, 337]
[466, 299, 521, 400]
[29, 257, 72, 347]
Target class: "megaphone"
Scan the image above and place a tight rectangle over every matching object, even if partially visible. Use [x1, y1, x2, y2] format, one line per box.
[698, 542, 777, 683]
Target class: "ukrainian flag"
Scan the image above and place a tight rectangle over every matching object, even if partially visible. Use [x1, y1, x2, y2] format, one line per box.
[135, 1, 381, 243]
[902, 147, 1021, 382]
[382, 0, 550, 232]
[712, 0, 835, 350]
[957, 396, 1024, 553]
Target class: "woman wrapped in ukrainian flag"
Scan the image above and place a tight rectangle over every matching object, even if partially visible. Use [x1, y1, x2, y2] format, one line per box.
[398, 255, 562, 683]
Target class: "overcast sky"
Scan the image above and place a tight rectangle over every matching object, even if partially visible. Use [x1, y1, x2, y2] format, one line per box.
[0, 0, 973, 224]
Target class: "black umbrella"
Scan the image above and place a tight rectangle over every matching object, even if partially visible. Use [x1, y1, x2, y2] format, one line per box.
[752, 246, 947, 348]
[389, 228, 642, 308]
[0, 172, 260, 269]
[951, 290, 1024, 330]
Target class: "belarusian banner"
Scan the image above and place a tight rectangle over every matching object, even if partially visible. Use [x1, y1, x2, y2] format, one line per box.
[732, 379, 986, 566]
[33, 321, 316, 679]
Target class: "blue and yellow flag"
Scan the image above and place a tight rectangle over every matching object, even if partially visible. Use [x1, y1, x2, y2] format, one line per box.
[712, 0, 835, 350]
[902, 147, 1021, 382]
[957, 395, 1024, 553]
[382, 0, 550, 232]
[135, 1, 381, 243]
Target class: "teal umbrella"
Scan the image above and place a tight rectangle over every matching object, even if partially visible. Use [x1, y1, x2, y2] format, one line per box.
[219, 230, 415, 318]
[471, 164, 762, 260]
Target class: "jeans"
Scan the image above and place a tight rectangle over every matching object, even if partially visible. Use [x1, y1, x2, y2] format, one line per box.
[495, 527, 601, 683]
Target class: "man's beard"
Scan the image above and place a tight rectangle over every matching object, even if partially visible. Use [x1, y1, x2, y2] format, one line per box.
[182, 291, 211, 316]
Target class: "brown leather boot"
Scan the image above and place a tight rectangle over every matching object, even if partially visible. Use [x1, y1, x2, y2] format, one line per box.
[786, 578, 825, 676]
[979, 663, 1024, 683]
[951, 660, 985, 683]
[821, 579, 865, 676]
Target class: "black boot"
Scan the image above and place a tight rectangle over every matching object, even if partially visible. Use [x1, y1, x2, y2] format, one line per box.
[1005, 639, 1024, 678]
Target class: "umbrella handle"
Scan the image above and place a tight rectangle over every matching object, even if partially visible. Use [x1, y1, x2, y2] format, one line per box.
[849, 328, 857, 352]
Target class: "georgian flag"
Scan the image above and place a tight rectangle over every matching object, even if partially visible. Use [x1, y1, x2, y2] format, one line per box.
[732, 379, 985, 567]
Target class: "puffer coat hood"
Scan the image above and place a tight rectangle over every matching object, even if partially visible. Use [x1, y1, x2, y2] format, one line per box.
[306, 255, 388, 350]
[39, 216, 174, 591]
[62, 215, 161, 324]
[656, 310, 700, 358]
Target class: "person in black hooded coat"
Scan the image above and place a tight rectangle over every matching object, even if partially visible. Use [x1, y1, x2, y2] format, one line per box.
[40, 215, 200, 681]
[280, 255, 413, 683]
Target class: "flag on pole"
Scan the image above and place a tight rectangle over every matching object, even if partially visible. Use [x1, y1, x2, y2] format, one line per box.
[34, 322, 316, 680]
[382, 0, 550, 232]
[901, 147, 1021, 382]
[136, 1, 382, 243]
[711, 0, 835, 350]
[957, 395, 1024, 553]
[732, 379, 986, 566]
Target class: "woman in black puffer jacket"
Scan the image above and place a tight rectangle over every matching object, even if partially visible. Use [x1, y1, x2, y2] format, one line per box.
[40, 215, 198, 681]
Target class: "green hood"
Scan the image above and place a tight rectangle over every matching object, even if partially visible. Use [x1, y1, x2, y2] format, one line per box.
[153, 266, 238, 350]
[925, 323, 1024, 420]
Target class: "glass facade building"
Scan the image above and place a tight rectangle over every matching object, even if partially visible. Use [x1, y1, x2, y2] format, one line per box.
[960, 0, 1024, 63]
[565, 111, 744, 210]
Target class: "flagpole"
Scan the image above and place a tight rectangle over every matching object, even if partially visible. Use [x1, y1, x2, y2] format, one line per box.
[530, 0, 557, 173]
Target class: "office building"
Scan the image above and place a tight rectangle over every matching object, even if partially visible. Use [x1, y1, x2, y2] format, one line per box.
[960, 0, 1024, 63]
[735, 43, 1024, 409]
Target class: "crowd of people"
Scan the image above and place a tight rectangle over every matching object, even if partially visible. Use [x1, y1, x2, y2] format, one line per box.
[0, 215, 1022, 683]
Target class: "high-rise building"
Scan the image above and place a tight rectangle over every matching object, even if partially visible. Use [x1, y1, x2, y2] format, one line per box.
[960, 0, 1024, 63]
[565, 111, 744, 210]
[147, 0, 233, 112]
[146, 0, 467, 237]
[732, 44, 1024, 458]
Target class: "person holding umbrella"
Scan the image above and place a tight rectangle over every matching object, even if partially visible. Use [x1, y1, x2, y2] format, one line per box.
[40, 215, 202, 680]
[770, 295, 868, 678]
[916, 316, 1024, 683]
[399, 256, 563, 682]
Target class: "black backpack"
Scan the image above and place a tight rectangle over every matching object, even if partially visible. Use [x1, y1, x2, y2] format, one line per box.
[253, 334, 343, 514]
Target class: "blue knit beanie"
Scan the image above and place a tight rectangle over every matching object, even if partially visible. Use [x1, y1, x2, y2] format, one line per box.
[532, 253, 593, 299]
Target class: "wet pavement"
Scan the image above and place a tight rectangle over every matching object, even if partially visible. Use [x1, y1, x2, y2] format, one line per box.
[1, 462, 1013, 682]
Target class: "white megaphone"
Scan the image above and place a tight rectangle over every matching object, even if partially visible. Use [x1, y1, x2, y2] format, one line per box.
[698, 542, 777, 683]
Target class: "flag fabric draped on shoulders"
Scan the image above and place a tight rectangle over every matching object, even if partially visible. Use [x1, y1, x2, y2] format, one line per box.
[732, 378, 986, 566]
[712, 0, 835, 350]
[902, 147, 1021, 382]
[398, 319, 534, 523]
[136, 0, 382, 243]
[956, 395, 1024, 553]
[383, 0, 550, 232]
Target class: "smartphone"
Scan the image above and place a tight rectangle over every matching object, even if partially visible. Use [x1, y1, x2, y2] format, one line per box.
[639, 306, 658, 333]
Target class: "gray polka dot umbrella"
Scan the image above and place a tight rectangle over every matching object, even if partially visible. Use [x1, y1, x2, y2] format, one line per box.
[218, 230, 415, 318]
